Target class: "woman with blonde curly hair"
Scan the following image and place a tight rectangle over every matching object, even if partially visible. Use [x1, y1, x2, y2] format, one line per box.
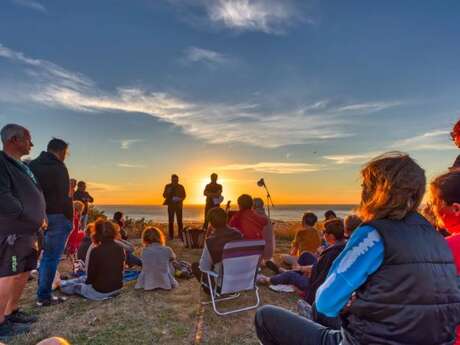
[255, 152, 460, 345]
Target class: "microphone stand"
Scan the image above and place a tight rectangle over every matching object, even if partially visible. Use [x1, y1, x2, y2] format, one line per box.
[262, 183, 275, 221]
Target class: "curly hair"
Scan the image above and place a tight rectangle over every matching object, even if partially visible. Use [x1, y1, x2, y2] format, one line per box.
[91, 218, 120, 244]
[142, 227, 165, 246]
[358, 152, 426, 222]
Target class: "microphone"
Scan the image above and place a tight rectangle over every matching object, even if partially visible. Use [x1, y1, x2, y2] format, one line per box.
[257, 178, 265, 187]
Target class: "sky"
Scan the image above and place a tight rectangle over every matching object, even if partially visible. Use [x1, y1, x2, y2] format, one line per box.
[0, 0, 459, 205]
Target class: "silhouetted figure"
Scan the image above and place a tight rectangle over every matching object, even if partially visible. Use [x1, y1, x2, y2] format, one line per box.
[163, 174, 186, 240]
[203, 173, 223, 231]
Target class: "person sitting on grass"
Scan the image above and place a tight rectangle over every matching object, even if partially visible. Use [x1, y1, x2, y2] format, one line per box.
[61, 219, 125, 300]
[281, 212, 321, 267]
[343, 214, 362, 239]
[135, 227, 178, 291]
[253, 198, 275, 261]
[229, 194, 268, 240]
[260, 218, 346, 302]
[192, 207, 242, 291]
[255, 152, 460, 345]
[113, 211, 128, 240]
[430, 170, 460, 345]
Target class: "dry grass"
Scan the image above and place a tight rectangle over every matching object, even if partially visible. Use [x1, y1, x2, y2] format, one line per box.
[10, 223, 301, 345]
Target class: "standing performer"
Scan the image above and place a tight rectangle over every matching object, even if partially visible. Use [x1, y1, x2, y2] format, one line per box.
[163, 174, 186, 240]
[203, 173, 223, 231]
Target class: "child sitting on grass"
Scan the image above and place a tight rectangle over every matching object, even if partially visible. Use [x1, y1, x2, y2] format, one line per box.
[135, 227, 178, 291]
[61, 219, 125, 300]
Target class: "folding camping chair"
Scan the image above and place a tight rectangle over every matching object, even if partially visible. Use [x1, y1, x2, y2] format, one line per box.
[201, 239, 265, 316]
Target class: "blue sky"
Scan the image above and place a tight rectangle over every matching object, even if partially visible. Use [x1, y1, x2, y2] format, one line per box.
[0, 0, 459, 204]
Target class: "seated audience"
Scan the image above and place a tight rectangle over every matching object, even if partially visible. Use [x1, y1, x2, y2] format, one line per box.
[282, 212, 321, 266]
[430, 170, 460, 345]
[192, 207, 243, 289]
[135, 227, 178, 291]
[324, 210, 337, 221]
[229, 194, 268, 240]
[343, 214, 362, 238]
[260, 218, 346, 303]
[255, 152, 460, 345]
[253, 198, 275, 260]
[113, 211, 128, 240]
[61, 219, 125, 300]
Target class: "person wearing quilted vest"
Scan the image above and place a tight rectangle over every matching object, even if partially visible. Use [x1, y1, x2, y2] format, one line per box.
[255, 152, 460, 345]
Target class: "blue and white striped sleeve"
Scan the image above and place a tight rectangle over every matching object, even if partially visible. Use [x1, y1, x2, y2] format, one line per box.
[315, 225, 385, 317]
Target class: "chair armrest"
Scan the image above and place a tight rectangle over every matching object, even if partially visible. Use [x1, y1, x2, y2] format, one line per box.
[201, 269, 219, 278]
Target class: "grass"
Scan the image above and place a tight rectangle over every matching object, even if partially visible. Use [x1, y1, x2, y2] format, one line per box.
[10, 222, 301, 345]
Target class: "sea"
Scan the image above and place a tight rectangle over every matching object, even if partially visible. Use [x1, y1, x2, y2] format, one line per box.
[96, 204, 357, 223]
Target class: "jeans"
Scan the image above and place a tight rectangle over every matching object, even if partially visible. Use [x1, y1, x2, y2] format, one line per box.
[37, 214, 72, 301]
[255, 305, 342, 345]
[167, 204, 183, 239]
[270, 271, 309, 291]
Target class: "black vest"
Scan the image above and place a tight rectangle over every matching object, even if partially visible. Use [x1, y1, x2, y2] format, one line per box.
[342, 212, 460, 345]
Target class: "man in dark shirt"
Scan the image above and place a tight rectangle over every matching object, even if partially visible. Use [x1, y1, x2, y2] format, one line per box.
[29, 138, 73, 306]
[0, 124, 46, 337]
[203, 173, 223, 231]
[451, 119, 460, 169]
[73, 181, 94, 230]
[163, 174, 186, 240]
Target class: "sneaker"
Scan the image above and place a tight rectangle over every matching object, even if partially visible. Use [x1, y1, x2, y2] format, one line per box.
[0, 319, 31, 338]
[6, 309, 38, 324]
[36, 295, 67, 307]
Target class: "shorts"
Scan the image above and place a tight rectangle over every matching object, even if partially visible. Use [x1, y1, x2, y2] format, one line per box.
[0, 234, 38, 278]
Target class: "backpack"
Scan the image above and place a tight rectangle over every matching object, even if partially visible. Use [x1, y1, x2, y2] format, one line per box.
[173, 260, 193, 279]
[182, 227, 205, 249]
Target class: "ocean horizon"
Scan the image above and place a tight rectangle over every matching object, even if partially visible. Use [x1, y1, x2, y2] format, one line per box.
[96, 204, 358, 223]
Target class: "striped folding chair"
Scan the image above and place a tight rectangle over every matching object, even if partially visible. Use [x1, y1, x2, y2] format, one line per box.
[201, 239, 265, 316]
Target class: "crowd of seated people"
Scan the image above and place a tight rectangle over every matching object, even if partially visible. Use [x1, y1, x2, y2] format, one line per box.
[255, 152, 460, 345]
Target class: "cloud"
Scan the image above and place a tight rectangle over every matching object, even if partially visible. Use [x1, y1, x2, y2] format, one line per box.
[168, 0, 308, 34]
[323, 153, 378, 165]
[185, 46, 228, 65]
[86, 181, 121, 192]
[218, 162, 321, 174]
[113, 139, 144, 150]
[12, 0, 47, 13]
[116, 163, 146, 168]
[392, 130, 455, 151]
[0, 43, 402, 148]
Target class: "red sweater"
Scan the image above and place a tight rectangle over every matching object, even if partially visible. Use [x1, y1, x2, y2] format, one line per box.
[446, 233, 460, 345]
[229, 209, 268, 240]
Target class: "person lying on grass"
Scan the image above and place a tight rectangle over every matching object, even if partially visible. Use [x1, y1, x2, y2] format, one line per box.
[135, 227, 178, 291]
[259, 218, 346, 305]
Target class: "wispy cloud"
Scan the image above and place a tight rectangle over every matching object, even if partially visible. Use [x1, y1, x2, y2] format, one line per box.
[86, 181, 121, 192]
[116, 163, 146, 168]
[0, 43, 402, 148]
[12, 0, 47, 13]
[323, 153, 379, 165]
[168, 0, 308, 34]
[113, 139, 144, 150]
[336, 101, 402, 113]
[185, 46, 228, 65]
[392, 129, 454, 151]
[218, 162, 321, 174]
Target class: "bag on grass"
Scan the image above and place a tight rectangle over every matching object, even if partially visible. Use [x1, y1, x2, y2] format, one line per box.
[182, 227, 205, 249]
[173, 260, 193, 279]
